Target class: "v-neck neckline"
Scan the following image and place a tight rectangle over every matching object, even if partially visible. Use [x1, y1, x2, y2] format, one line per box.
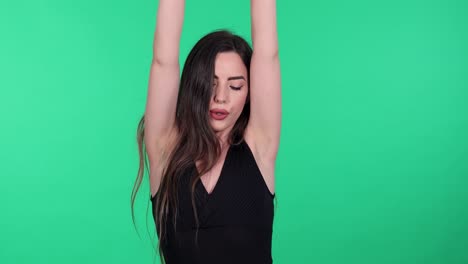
[194, 144, 233, 198]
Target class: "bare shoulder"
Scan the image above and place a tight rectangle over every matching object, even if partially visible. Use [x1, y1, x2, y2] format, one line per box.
[149, 125, 179, 197]
[244, 124, 278, 196]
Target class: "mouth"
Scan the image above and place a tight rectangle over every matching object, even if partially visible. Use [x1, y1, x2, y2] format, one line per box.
[210, 109, 229, 120]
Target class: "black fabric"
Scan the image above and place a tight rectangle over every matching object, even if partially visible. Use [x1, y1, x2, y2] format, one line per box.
[150, 138, 275, 264]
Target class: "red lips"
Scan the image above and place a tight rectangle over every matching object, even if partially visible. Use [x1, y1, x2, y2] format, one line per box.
[210, 108, 229, 120]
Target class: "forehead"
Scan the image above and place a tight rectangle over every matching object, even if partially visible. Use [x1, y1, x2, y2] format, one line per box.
[214, 52, 247, 76]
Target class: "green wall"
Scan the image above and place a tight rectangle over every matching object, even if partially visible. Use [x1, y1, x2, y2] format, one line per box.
[1, 0, 467, 263]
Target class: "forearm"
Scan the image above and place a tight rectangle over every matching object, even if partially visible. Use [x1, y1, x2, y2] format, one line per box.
[250, 0, 278, 57]
[153, 0, 185, 65]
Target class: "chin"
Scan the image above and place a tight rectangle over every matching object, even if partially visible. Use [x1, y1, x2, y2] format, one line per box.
[210, 121, 227, 132]
[211, 125, 224, 132]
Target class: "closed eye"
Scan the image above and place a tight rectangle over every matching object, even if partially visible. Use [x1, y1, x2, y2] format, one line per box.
[230, 86, 242, 90]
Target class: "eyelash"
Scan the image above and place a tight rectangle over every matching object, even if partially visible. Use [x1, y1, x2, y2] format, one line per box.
[213, 84, 243, 90]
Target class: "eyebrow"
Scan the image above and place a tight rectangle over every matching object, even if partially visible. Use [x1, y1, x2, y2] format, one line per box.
[214, 75, 246, 81]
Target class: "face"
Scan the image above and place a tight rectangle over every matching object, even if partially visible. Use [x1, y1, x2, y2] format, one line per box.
[209, 51, 249, 139]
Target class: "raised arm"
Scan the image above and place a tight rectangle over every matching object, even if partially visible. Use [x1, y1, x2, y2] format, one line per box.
[249, 0, 281, 161]
[145, 0, 184, 180]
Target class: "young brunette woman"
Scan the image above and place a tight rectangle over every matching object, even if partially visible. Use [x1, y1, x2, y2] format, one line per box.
[132, 0, 281, 263]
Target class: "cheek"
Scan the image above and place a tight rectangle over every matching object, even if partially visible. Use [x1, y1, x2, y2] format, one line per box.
[233, 95, 248, 114]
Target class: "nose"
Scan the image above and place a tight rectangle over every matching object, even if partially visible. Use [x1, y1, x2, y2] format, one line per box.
[215, 96, 226, 103]
[214, 86, 228, 104]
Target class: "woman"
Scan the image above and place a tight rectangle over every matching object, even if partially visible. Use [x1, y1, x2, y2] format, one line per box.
[131, 0, 281, 263]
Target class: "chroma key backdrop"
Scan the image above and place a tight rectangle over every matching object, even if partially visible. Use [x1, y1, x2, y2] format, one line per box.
[1, 0, 467, 263]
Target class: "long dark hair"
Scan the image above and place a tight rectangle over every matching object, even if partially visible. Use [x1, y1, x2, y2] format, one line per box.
[131, 29, 253, 263]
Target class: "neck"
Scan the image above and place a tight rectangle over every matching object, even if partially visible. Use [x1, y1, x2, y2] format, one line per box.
[214, 128, 231, 148]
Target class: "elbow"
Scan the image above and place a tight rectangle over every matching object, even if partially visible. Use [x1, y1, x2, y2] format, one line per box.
[152, 54, 179, 67]
[252, 49, 279, 61]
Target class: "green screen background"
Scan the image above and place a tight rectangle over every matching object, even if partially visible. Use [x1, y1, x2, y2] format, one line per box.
[1, 0, 467, 263]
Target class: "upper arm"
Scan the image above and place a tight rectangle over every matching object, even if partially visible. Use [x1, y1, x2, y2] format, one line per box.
[144, 61, 180, 167]
[248, 54, 282, 162]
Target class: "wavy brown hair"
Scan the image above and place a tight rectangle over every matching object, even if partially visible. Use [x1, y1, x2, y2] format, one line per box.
[131, 29, 253, 263]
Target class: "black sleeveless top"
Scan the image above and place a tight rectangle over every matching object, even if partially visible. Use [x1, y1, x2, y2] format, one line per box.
[150, 139, 275, 264]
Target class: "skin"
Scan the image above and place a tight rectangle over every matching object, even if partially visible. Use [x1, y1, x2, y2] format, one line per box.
[209, 51, 249, 147]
